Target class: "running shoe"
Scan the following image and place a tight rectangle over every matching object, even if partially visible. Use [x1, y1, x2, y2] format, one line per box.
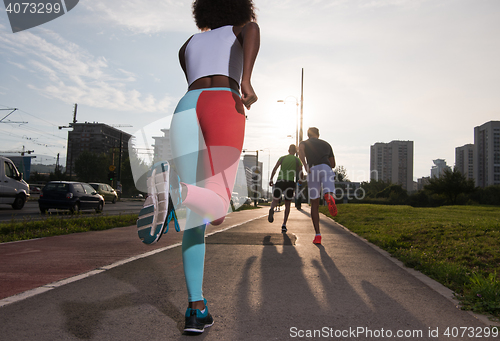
[313, 235, 322, 244]
[169, 171, 182, 208]
[281, 224, 287, 233]
[324, 193, 338, 217]
[164, 195, 180, 234]
[184, 299, 214, 334]
[137, 162, 169, 244]
[268, 207, 274, 223]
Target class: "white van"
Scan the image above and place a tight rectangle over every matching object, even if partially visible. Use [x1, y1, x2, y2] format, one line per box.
[0, 156, 30, 209]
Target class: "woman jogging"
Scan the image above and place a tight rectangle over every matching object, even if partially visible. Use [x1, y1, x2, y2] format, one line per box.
[137, 0, 259, 334]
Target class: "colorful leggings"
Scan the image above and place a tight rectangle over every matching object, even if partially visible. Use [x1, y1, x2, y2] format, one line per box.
[169, 88, 245, 302]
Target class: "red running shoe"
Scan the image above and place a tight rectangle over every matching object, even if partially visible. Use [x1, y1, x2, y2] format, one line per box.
[324, 193, 338, 217]
[313, 235, 322, 244]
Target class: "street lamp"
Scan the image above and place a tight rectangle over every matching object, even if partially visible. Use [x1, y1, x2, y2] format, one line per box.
[277, 96, 299, 148]
[260, 147, 271, 199]
[277, 68, 305, 148]
[277, 69, 305, 210]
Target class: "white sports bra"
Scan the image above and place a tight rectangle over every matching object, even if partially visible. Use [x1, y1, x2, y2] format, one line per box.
[184, 25, 244, 87]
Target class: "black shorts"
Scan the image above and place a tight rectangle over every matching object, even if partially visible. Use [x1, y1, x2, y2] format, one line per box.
[273, 180, 296, 200]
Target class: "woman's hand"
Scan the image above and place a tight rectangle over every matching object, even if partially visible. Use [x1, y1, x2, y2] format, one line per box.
[241, 80, 257, 109]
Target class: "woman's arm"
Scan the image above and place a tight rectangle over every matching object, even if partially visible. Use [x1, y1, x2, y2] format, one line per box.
[240, 22, 260, 109]
[179, 36, 193, 83]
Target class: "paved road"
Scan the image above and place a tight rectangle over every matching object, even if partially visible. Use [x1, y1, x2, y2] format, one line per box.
[0, 206, 497, 340]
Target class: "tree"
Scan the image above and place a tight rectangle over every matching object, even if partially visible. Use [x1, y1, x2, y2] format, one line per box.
[361, 179, 392, 198]
[119, 151, 141, 196]
[334, 165, 350, 182]
[375, 183, 408, 204]
[425, 168, 475, 205]
[74, 151, 109, 183]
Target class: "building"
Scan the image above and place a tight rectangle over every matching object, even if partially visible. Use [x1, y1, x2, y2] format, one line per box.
[455, 144, 474, 182]
[430, 159, 451, 178]
[417, 177, 430, 191]
[370, 140, 414, 191]
[66, 122, 132, 176]
[474, 121, 500, 187]
[152, 128, 173, 164]
[242, 154, 263, 198]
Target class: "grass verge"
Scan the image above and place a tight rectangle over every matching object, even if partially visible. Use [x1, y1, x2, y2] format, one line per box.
[0, 203, 263, 243]
[0, 214, 138, 243]
[319, 204, 500, 320]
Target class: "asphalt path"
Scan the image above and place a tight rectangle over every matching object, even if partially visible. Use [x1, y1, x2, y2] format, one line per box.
[0, 198, 144, 222]
[0, 206, 498, 340]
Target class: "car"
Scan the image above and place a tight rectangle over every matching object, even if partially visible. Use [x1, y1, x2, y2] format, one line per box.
[29, 184, 41, 194]
[0, 156, 30, 209]
[89, 183, 118, 203]
[38, 181, 104, 214]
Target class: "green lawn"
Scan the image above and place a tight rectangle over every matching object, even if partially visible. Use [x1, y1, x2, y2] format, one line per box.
[0, 203, 262, 243]
[0, 214, 138, 243]
[319, 204, 500, 320]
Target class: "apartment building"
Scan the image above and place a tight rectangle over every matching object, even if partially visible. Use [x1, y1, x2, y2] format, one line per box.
[455, 144, 474, 181]
[370, 140, 414, 191]
[152, 128, 174, 165]
[431, 159, 451, 178]
[66, 122, 131, 176]
[474, 121, 500, 187]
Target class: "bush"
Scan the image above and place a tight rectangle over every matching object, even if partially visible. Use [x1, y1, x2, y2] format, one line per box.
[470, 186, 500, 206]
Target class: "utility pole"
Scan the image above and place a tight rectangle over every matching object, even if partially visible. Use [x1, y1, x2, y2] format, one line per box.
[59, 104, 78, 178]
[69, 104, 77, 178]
[254, 150, 259, 207]
[299, 68, 304, 144]
[117, 132, 122, 188]
[0, 108, 27, 124]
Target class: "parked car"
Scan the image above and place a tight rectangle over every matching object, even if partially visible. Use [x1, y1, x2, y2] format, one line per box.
[38, 181, 104, 214]
[29, 184, 41, 194]
[89, 183, 118, 203]
[0, 156, 30, 209]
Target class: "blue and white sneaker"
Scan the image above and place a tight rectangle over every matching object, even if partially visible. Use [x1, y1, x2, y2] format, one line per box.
[184, 299, 214, 334]
[164, 195, 180, 234]
[137, 162, 170, 244]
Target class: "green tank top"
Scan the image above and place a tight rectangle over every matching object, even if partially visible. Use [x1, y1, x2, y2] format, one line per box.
[277, 154, 302, 181]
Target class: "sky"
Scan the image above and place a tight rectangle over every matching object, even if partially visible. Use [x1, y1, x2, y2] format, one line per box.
[1, 0, 499, 184]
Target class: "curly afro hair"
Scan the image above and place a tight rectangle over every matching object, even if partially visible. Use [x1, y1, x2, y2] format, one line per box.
[192, 0, 257, 30]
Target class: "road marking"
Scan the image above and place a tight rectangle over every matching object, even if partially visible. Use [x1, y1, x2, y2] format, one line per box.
[4, 249, 41, 256]
[0, 213, 268, 308]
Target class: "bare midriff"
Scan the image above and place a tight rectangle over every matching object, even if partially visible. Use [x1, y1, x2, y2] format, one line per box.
[188, 75, 239, 92]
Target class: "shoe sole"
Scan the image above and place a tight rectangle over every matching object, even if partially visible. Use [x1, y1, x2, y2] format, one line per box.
[137, 162, 170, 244]
[268, 208, 274, 223]
[184, 321, 214, 333]
[324, 194, 338, 217]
